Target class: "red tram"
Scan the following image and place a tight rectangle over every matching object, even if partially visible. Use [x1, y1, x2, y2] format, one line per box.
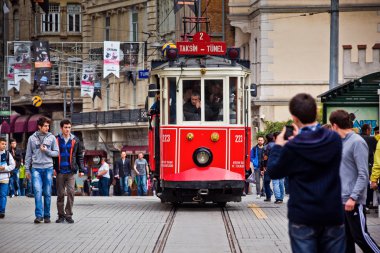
[148, 32, 252, 205]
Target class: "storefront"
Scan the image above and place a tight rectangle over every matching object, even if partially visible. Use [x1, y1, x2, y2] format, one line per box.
[319, 72, 380, 133]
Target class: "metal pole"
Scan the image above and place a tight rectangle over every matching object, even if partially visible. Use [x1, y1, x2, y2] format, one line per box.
[329, 0, 339, 89]
[197, 0, 201, 32]
[106, 78, 110, 111]
[2, 0, 9, 96]
[70, 82, 74, 116]
[222, 0, 225, 41]
[63, 86, 67, 118]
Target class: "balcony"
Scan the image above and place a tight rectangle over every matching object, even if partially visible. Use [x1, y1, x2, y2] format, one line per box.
[71, 109, 148, 126]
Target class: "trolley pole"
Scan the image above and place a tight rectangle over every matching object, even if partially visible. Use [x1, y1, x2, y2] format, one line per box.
[329, 0, 339, 90]
[2, 0, 9, 96]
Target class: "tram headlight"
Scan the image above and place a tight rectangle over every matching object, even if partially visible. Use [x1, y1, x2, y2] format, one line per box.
[193, 148, 213, 167]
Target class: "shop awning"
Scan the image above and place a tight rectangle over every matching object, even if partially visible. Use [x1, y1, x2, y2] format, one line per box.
[122, 145, 149, 154]
[0, 114, 20, 134]
[14, 115, 31, 133]
[84, 150, 107, 157]
[28, 114, 47, 133]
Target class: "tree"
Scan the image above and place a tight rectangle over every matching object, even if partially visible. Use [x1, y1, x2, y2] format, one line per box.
[256, 120, 293, 138]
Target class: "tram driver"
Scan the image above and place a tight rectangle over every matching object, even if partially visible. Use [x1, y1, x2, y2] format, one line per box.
[183, 92, 201, 121]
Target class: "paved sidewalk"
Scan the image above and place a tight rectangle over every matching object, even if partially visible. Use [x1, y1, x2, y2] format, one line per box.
[0, 195, 379, 253]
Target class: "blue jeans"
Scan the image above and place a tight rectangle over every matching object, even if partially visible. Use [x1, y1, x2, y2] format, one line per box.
[32, 168, 53, 218]
[120, 176, 131, 195]
[263, 172, 272, 199]
[289, 222, 346, 253]
[99, 177, 110, 196]
[19, 178, 26, 196]
[9, 169, 19, 196]
[136, 175, 147, 196]
[272, 178, 285, 201]
[0, 183, 9, 213]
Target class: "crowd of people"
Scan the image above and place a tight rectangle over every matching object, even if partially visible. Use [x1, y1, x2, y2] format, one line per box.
[252, 93, 380, 253]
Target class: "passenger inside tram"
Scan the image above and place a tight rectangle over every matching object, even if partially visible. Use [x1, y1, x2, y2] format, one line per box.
[183, 92, 201, 121]
[205, 80, 223, 121]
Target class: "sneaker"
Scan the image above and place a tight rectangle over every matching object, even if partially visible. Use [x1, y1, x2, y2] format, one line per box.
[34, 217, 43, 223]
[65, 217, 74, 224]
[0, 213, 4, 218]
[274, 200, 283, 204]
[56, 217, 65, 223]
[256, 195, 261, 199]
[10, 194, 14, 198]
[264, 198, 271, 202]
[44, 217, 51, 223]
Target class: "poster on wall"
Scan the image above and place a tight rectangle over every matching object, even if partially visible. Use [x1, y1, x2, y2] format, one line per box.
[103, 41, 120, 78]
[81, 64, 95, 97]
[326, 106, 379, 134]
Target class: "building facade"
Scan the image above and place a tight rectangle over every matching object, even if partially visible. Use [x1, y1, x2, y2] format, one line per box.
[228, 0, 380, 132]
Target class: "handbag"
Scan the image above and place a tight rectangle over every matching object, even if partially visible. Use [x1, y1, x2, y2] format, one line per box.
[246, 173, 256, 184]
[127, 176, 133, 187]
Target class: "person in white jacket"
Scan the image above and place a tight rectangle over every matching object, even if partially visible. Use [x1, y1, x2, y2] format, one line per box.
[0, 137, 15, 218]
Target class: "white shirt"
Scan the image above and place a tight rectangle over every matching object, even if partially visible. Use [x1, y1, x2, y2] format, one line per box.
[98, 162, 110, 178]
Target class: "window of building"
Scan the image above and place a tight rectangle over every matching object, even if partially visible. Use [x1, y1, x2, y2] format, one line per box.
[67, 58, 81, 87]
[131, 11, 138, 41]
[14, 10, 20, 40]
[105, 16, 110, 40]
[67, 4, 81, 32]
[41, 4, 60, 33]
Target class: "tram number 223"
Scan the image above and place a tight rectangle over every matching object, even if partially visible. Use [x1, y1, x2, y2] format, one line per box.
[235, 135, 243, 143]
[162, 134, 171, 142]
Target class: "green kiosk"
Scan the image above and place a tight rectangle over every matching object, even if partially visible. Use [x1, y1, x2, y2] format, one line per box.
[318, 72, 380, 133]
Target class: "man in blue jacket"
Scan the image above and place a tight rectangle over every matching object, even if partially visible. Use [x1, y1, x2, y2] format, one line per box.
[250, 136, 265, 198]
[267, 93, 345, 253]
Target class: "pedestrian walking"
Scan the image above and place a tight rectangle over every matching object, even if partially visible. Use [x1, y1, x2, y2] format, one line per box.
[8, 139, 22, 197]
[330, 110, 380, 253]
[97, 157, 110, 196]
[269, 132, 285, 204]
[25, 116, 59, 223]
[261, 133, 274, 202]
[114, 151, 131, 196]
[267, 93, 345, 253]
[54, 119, 84, 224]
[250, 136, 265, 198]
[0, 137, 15, 218]
[18, 160, 26, 196]
[133, 153, 149, 196]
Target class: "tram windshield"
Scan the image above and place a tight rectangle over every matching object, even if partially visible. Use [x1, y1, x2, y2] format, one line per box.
[163, 76, 247, 125]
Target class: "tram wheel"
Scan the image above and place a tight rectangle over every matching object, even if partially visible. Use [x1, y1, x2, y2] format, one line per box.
[217, 202, 227, 208]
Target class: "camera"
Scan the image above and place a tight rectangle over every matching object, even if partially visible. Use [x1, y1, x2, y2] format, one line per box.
[284, 125, 294, 140]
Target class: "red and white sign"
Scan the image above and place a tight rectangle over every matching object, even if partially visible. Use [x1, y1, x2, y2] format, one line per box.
[176, 32, 226, 56]
[103, 41, 120, 78]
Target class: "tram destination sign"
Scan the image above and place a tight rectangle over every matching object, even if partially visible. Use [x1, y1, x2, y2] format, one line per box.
[176, 32, 226, 56]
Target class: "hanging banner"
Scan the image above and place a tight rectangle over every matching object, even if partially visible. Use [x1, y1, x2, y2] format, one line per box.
[14, 69, 31, 87]
[14, 42, 31, 68]
[81, 64, 95, 97]
[103, 41, 120, 78]
[7, 57, 16, 90]
[92, 81, 102, 101]
[32, 41, 52, 68]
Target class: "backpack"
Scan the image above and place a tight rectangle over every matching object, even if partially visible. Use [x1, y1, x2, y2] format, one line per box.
[0, 151, 11, 174]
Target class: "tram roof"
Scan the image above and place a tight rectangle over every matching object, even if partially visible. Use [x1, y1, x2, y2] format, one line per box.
[151, 55, 250, 71]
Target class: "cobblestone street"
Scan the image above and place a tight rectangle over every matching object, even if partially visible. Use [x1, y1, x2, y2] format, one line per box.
[0, 195, 379, 253]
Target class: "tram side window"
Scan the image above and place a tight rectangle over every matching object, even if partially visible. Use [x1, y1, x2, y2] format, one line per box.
[168, 77, 177, 124]
[229, 77, 237, 124]
[205, 79, 223, 121]
[183, 80, 201, 121]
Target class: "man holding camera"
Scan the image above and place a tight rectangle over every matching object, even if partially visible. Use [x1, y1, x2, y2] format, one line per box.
[267, 93, 345, 253]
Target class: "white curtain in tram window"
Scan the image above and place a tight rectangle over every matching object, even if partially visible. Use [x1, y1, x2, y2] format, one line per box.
[103, 41, 120, 78]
